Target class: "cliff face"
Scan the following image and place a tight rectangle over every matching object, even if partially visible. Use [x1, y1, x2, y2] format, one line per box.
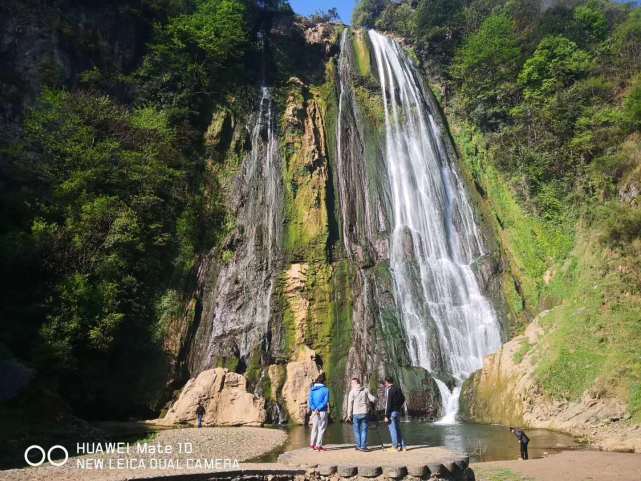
[460, 310, 641, 453]
[0, 1, 508, 427]
[162, 21, 507, 425]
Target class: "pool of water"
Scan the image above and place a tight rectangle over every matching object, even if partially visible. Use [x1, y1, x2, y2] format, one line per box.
[262, 421, 581, 463]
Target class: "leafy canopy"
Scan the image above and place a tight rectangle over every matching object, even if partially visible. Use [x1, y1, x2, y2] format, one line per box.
[518, 35, 592, 100]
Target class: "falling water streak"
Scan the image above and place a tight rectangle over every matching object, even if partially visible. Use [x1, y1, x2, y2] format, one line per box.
[204, 86, 282, 362]
[336, 29, 376, 251]
[336, 30, 351, 252]
[368, 30, 502, 424]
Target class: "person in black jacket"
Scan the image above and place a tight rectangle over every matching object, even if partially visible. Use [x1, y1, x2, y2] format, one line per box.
[510, 427, 529, 459]
[196, 402, 206, 428]
[383, 376, 406, 451]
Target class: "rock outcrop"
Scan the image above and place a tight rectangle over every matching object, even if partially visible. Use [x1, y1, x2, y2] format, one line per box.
[461, 310, 641, 453]
[282, 347, 321, 424]
[159, 368, 266, 426]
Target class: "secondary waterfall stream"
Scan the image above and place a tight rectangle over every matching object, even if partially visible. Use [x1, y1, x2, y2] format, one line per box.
[367, 30, 502, 423]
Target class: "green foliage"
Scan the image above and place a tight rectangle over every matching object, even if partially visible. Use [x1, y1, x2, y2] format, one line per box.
[375, 2, 415, 37]
[415, 0, 463, 35]
[4, 89, 191, 415]
[518, 35, 592, 100]
[451, 14, 521, 129]
[573, 3, 608, 44]
[623, 75, 641, 131]
[475, 467, 532, 481]
[135, 0, 249, 125]
[353, 0, 389, 28]
[536, 234, 641, 413]
[513, 340, 532, 364]
[608, 8, 641, 75]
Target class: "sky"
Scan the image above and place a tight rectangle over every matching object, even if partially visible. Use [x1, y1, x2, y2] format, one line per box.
[288, 0, 357, 25]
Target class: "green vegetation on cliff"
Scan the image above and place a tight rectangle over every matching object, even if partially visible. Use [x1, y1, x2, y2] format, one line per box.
[356, 0, 641, 418]
[0, 0, 257, 419]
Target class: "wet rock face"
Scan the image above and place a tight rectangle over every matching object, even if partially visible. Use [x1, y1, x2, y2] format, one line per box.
[161, 368, 266, 426]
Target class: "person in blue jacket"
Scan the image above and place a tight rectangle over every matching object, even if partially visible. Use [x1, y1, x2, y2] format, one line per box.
[308, 373, 330, 451]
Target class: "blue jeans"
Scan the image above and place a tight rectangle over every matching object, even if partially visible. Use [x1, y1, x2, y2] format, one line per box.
[197, 414, 203, 428]
[388, 411, 405, 448]
[352, 414, 369, 449]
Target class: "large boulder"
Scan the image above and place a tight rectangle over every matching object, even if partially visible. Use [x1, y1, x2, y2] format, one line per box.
[282, 347, 321, 424]
[159, 368, 266, 426]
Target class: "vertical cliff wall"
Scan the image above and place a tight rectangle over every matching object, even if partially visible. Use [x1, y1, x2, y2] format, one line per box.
[164, 21, 506, 425]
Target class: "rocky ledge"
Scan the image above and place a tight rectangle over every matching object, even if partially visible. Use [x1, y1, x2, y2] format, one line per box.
[460, 310, 641, 453]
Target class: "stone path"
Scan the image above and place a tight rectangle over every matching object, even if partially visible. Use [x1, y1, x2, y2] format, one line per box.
[278, 444, 469, 478]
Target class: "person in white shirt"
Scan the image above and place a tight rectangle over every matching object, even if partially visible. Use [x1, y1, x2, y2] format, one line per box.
[346, 377, 376, 451]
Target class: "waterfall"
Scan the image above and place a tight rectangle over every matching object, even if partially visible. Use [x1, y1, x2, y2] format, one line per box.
[200, 85, 283, 366]
[367, 30, 502, 423]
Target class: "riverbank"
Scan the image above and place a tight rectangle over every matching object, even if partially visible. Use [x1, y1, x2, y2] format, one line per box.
[473, 450, 641, 481]
[0, 427, 287, 481]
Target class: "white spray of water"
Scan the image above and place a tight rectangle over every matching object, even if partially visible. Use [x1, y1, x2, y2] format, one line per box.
[368, 30, 502, 424]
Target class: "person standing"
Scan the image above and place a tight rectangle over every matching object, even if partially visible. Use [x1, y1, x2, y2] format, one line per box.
[383, 376, 406, 451]
[346, 377, 376, 451]
[196, 402, 206, 428]
[308, 373, 330, 451]
[510, 427, 530, 460]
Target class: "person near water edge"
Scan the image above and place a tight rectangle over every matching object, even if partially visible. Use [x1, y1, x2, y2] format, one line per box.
[308, 372, 330, 451]
[346, 377, 376, 451]
[383, 376, 407, 451]
[510, 426, 530, 460]
[196, 402, 205, 428]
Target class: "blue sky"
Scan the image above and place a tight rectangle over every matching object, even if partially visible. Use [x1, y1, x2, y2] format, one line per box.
[289, 0, 357, 24]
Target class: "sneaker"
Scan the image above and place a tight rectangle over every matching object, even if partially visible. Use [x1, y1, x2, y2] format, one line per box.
[317, 446, 327, 452]
[310, 445, 316, 450]
[360, 447, 369, 452]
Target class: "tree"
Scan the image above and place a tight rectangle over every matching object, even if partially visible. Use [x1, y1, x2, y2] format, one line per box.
[353, 0, 388, 28]
[136, 0, 248, 125]
[9, 89, 191, 415]
[451, 14, 521, 129]
[310, 7, 341, 23]
[609, 8, 641, 77]
[518, 35, 592, 100]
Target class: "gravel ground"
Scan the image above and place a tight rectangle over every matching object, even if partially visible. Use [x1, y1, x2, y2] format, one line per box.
[0, 427, 288, 481]
[473, 450, 641, 481]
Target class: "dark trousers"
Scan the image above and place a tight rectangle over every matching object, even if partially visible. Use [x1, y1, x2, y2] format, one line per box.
[520, 441, 528, 460]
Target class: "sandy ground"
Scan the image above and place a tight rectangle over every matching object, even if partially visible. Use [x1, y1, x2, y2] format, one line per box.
[473, 450, 641, 481]
[278, 443, 463, 467]
[0, 427, 287, 481]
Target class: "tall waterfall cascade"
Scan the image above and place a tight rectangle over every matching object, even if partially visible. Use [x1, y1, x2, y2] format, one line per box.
[202, 85, 283, 365]
[367, 30, 502, 423]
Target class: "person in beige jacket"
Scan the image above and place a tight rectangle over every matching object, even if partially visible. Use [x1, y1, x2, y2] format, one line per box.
[346, 377, 376, 451]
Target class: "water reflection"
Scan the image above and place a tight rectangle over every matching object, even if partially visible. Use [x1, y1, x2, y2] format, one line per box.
[264, 421, 580, 463]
